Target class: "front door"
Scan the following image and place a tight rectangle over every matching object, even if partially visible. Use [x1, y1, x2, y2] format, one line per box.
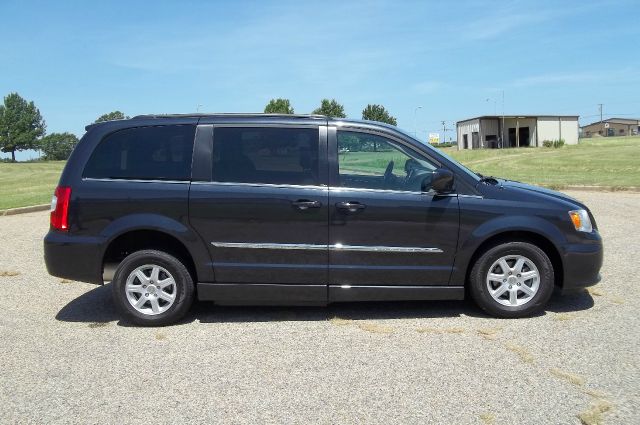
[327, 128, 459, 298]
[189, 124, 328, 303]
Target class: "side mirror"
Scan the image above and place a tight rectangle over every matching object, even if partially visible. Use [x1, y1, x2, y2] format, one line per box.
[424, 168, 454, 194]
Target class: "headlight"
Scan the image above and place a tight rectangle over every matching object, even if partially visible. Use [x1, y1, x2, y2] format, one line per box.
[568, 209, 593, 233]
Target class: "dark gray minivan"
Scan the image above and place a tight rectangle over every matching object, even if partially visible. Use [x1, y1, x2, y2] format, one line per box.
[44, 114, 603, 325]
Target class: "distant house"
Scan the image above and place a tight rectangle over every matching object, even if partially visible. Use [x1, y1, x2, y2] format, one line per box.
[580, 118, 640, 138]
[456, 115, 579, 150]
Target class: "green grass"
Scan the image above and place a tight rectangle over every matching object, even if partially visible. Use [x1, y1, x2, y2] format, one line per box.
[0, 136, 638, 211]
[444, 136, 640, 188]
[0, 161, 65, 210]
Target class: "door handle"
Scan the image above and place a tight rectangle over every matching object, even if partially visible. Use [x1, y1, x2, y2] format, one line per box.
[292, 199, 322, 210]
[336, 201, 366, 212]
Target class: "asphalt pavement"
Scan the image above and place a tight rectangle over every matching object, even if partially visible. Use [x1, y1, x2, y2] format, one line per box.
[0, 190, 638, 424]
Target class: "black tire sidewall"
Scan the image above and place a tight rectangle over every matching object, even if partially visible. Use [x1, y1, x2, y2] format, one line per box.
[111, 250, 194, 326]
[470, 242, 554, 318]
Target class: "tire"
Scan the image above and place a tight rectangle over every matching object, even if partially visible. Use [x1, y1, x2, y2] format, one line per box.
[469, 241, 554, 318]
[111, 250, 195, 326]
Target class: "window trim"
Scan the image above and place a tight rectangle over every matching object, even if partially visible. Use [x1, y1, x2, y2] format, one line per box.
[330, 186, 431, 196]
[82, 177, 189, 184]
[208, 124, 327, 187]
[330, 127, 443, 193]
[191, 181, 328, 191]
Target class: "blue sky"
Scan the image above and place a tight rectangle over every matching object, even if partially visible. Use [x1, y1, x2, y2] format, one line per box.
[1, 0, 639, 160]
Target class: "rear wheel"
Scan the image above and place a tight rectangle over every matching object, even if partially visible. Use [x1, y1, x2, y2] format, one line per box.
[111, 250, 194, 326]
[469, 242, 554, 318]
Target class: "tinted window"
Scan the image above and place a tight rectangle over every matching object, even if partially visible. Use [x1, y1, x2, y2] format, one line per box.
[338, 130, 436, 192]
[212, 127, 319, 186]
[84, 125, 196, 180]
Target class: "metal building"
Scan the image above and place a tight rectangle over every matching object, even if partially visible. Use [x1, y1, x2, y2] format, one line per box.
[456, 115, 579, 149]
[580, 118, 640, 138]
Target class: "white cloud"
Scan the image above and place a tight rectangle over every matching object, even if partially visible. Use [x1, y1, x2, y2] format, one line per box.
[512, 68, 640, 87]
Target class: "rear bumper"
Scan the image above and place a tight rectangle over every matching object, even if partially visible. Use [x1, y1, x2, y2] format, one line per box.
[44, 231, 104, 285]
[560, 233, 603, 292]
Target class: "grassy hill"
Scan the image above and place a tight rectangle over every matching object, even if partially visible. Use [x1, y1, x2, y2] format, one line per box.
[0, 136, 638, 211]
[0, 161, 65, 210]
[444, 136, 640, 189]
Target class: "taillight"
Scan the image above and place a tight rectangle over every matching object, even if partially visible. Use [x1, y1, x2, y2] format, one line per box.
[50, 186, 71, 231]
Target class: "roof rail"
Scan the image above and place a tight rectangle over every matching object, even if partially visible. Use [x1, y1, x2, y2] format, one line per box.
[84, 113, 330, 131]
[130, 113, 327, 119]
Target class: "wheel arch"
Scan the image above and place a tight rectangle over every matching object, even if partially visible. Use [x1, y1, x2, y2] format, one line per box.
[103, 229, 198, 283]
[464, 230, 564, 289]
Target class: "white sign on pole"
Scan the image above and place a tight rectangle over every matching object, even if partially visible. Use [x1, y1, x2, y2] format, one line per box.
[429, 133, 440, 144]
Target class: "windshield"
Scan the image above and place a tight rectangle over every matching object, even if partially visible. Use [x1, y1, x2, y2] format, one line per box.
[391, 126, 481, 182]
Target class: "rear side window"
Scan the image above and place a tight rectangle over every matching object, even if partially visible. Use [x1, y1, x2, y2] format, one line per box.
[212, 127, 319, 186]
[83, 125, 196, 180]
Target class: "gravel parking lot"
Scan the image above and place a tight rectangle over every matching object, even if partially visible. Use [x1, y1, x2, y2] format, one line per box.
[1, 190, 638, 424]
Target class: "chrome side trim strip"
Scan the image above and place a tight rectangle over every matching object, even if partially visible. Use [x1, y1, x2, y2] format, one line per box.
[332, 243, 443, 253]
[210, 242, 442, 253]
[211, 242, 326, 250]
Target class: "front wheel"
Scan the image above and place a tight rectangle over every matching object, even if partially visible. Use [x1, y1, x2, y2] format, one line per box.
[469, 242, 554, 318]
[111, 250, 195, 326]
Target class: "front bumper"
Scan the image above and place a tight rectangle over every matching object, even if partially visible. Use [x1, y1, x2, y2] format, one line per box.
[44, 230, 104, 285]
[560, 232, 603, 292]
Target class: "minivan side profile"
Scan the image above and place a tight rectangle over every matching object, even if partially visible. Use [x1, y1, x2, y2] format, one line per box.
[44, 114, 603, 325]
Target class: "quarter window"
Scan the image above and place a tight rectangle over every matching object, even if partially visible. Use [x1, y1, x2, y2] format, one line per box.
[212, 127, 319, 186]
[83, 125, 196, 180]
[337, 130, 436, 192]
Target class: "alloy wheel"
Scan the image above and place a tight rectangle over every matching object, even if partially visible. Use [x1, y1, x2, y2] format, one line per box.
[486, 255, 540, 307]
[125, 264, 177, 315]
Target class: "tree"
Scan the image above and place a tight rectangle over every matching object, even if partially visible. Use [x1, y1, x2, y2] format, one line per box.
[94, 111, 128, 123]
[0, 93, 46, 162]
[361, 104, 397, 126]
[39, 132, 79, 160]
[361, 104, 397, 151]
[312, 99, 346, 118]
[264, 98, 294, 114]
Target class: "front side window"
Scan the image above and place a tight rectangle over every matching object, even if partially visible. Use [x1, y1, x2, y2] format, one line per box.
[337, 130, 436, 192]
[212, 127, 319, 186]
[84, 125, 196, 180]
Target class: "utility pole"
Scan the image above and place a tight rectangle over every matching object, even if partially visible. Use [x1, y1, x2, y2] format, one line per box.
[598, 103, 604, 136]
[598, 103, 603, 122]
[501, 90, 505, 149]
[441, 120, 446, 144]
